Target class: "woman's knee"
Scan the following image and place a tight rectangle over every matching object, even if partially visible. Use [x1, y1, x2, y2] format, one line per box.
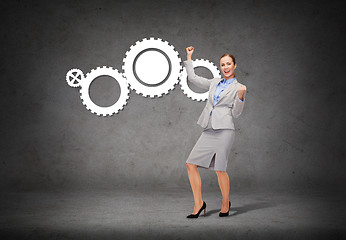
[216, 170, 226, 176]
[186, 163, 197, 171]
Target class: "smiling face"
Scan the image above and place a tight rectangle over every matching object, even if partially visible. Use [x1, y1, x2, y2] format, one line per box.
[220, 56, 236, 79]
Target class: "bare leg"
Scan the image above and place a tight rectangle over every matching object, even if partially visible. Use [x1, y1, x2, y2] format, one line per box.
[216, 171, 230, 212]
[186, 163, 204, 214]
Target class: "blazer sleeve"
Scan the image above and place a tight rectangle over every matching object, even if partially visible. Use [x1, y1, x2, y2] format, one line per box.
[184, 60, 212, 90]
[231, 89, 246, 118]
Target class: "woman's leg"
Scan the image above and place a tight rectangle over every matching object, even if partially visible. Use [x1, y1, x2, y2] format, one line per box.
[186, 163, 203, 214]
[216, 171, 230, 212]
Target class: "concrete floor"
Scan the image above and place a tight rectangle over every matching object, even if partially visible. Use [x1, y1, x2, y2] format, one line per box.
[1, 188, 345, 240]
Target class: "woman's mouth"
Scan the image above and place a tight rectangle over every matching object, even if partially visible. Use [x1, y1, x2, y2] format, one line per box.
[224, 70, 230, 74]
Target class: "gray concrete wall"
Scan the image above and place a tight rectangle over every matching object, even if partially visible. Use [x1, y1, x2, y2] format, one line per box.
[1, 0, 345, 192]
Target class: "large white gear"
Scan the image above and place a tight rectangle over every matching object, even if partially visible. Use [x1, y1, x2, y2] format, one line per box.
[79, 66, 129, 116]
[122, 37, 182, 98]
[179, 59, 221, 101]
[66, 68, 84, 88]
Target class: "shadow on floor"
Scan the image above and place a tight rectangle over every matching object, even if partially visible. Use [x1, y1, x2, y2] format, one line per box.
[205, 202, 275, 217]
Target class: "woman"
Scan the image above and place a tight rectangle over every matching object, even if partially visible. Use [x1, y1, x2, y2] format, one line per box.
[185, 46, 246, 218]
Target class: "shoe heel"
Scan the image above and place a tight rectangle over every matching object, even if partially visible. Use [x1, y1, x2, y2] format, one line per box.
[204, 208, 206, 215]
[186, 201, 206, 219]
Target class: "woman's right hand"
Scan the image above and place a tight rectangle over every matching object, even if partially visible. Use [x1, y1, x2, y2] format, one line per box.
[186, 46, 194, 60]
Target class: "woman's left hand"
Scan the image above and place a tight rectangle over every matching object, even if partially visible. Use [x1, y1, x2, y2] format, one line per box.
[238, 85, 247, 101]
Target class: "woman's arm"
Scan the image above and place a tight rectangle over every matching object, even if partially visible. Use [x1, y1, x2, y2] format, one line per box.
[186, 46, 194, 61]
[232, 85, 246, 118]
[184, 46, 212, 90]
[238, 85, 246, 101]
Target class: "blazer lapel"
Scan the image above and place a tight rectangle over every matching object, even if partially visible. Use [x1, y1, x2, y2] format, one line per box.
[208, 78, 223, 105]
[215, 79, 238, 105]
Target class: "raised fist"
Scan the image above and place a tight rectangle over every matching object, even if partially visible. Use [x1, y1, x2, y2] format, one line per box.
[186, 46, 194, 60]
[186, 46, 194, 55]
[238, 85, 247, 101]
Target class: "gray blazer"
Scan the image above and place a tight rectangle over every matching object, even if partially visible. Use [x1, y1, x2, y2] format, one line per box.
[184, 60, 246, 130]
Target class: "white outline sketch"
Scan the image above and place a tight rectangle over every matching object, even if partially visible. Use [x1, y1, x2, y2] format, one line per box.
[66, 37, 223, 116]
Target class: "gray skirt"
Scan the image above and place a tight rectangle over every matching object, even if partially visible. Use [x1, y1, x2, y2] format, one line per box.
[186, 116, 235, 171]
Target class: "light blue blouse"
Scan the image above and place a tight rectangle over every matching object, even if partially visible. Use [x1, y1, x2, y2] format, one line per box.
[213, 77, 245, 105]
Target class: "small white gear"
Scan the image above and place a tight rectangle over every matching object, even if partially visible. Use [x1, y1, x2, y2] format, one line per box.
[66, 68, 84, 88]
[79, 66, 129, 116]
[179, 59, 221, 101]
[122, 37, 182, 98]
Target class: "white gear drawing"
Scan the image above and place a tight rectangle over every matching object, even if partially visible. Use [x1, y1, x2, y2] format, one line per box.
[79, 66, 129, 116]
[66, 68, 84, 88]
[179, 59, 221, 101]
[122, 37, 182, 98]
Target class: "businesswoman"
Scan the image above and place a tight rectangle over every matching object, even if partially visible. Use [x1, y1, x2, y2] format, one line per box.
[185, 46, 246, 218]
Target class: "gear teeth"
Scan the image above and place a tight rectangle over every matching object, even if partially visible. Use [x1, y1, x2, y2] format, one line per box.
[69, 37, 224, 117]
[180, 59, 218, 102]
[66, 68, 84, 88]
[78, 66, 130, 116]
[122, 37, 182, 99]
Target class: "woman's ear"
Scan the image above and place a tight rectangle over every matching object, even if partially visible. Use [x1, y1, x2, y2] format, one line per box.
[234, 63, 237, 69]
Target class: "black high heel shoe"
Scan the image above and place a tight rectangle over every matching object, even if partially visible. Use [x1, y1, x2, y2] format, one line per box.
[219, 201, 231, 217]
[186, 201, 206, 218]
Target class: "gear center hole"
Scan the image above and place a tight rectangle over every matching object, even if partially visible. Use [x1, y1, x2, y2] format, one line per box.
[134, 48, 171, 86]
[89, 76, 121, 107]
